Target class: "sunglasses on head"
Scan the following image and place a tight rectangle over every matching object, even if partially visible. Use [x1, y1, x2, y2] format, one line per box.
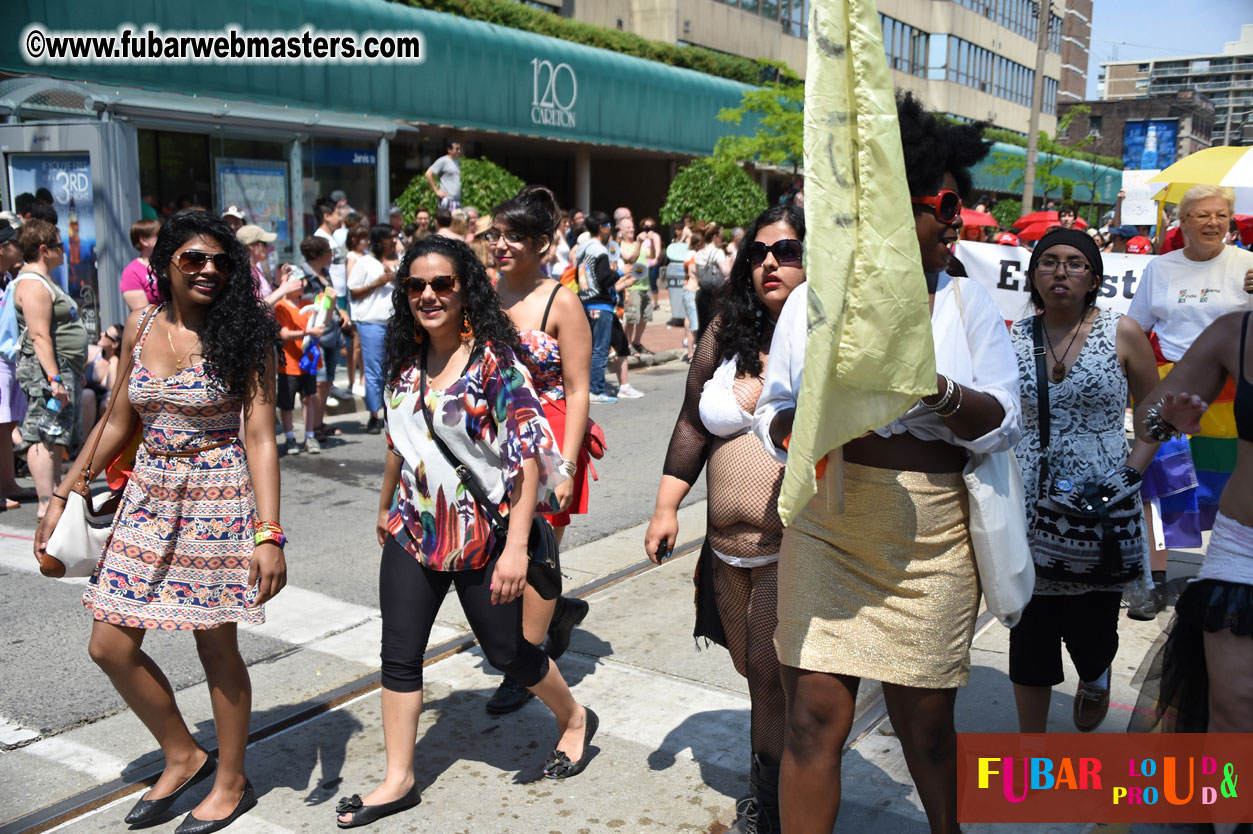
[175, 249, 231, 274]
[746, 239, 803, 266]
[406, 275, 459, 295]
[910, 190, 962, 224]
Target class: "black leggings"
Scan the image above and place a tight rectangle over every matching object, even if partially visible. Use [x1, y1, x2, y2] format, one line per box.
[379, 536, 551, 693]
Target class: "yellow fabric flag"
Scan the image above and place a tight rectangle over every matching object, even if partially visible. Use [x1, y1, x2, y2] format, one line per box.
[778, 0, 938, 523]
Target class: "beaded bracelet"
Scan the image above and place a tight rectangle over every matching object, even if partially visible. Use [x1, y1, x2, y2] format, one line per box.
[922, 375, 955, 413]
[1142, 403, 1180, 442]
[935, 381, 965, 418]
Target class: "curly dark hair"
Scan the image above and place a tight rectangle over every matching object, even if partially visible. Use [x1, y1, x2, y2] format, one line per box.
[384, 236, 523, 387]
[715, 205, 806, 378]
[896, 91, 991, 200]
[149, 210, 278, 400]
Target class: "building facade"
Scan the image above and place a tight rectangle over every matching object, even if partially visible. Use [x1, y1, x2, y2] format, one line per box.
[1056, 91, 1215, 167]
[1099, 23, 1253, 146]
[566, 0, 1085, 137]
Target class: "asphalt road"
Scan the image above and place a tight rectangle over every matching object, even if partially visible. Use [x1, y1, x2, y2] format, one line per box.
[0, 361, 703, 741]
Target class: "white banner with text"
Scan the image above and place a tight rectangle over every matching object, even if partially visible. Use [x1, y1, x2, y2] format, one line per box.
[954, 241, 1153, 322]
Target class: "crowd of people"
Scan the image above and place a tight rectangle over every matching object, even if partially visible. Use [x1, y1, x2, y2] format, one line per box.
[9, 89, 1253, 834]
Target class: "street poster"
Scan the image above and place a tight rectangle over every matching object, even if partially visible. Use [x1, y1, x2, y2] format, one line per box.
[1121, 169, 1163, 226]
[6, 152, 100, 337]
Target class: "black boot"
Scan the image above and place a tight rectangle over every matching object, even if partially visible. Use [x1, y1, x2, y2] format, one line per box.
[730, 754, 781, 833]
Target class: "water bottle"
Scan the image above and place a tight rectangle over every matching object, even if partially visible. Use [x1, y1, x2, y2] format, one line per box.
[38, 397, 65, 438]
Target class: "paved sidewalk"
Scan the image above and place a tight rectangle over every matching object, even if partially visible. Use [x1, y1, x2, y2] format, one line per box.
[9, 499, 1208, 834]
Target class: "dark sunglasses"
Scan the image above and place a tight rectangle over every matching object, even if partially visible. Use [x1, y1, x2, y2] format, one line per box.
[175, 249, 231, 274]
[746, 239, 804, 266]
[910, 190, 962, 224]
[103, 329, 121, 344]
[406, 275, 459, 295]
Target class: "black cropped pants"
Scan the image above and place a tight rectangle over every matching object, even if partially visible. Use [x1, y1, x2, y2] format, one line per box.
[379, 535, 551, 693]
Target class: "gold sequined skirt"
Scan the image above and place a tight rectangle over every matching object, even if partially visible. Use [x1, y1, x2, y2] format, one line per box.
[775, 461, 979, 689]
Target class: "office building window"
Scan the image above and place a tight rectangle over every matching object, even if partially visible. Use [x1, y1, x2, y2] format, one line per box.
[781, 0, 808, 37]
[760, 0, 780, 21]
[879, 13, 929, 77]
[927, 32, 1055, 109]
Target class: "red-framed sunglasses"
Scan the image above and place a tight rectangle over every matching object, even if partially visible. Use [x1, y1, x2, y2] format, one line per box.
[910, 190, 962, 224]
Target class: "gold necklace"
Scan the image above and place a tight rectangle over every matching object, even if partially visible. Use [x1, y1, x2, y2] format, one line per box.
[1041, 308, 1090, 383]
[166, 325, 198, 371]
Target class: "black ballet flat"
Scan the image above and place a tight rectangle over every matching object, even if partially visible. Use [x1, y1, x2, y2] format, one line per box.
[335, 785, 421, 829]
[124, 752, 216, 827]
[173, 780, 256, 834]
[543, 707, 599, 780]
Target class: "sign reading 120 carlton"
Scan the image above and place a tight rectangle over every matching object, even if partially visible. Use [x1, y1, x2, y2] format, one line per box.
[530, 57, 577, 129]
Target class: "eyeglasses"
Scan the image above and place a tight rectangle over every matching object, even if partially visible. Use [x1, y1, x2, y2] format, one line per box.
[746, 239, 804, 266]
[1036, 257, 1091, 275]
[406, 275, 459, 295]
[910, 190, 962, 224]
[483, 230, 526, 245]
[641, 225, 655, 232]
[175, 250, 231, 274]
[1187, 212, 1231, 224]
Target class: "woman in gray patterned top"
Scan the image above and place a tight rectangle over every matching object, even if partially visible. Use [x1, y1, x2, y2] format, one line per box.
[1008, 228, 1161, 733]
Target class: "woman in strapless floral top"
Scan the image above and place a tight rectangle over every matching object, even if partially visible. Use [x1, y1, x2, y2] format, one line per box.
[487, 185, 596, 718]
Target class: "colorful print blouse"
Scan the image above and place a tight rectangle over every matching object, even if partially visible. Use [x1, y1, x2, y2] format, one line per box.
[384, 343, 566, 571]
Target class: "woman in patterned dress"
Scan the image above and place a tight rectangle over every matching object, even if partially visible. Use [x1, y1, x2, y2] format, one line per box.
[35, 211, 284, 834]
[335, 235, 595, 829]
[1008, 228, 1161, 733]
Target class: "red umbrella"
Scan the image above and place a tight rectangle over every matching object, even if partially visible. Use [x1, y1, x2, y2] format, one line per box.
[1015, 221, 1056, 242]
[960, 208, 998, 227]
[1011, 210, 1089, 231]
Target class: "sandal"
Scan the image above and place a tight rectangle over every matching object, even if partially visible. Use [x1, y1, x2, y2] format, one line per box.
[2, 498, 18, 511]
[335, 786, 420, 829]
[543, 707, 599, 780]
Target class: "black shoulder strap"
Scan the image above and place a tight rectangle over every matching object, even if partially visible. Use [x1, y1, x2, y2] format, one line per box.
[1032, 315, 1050, 456]
[540, 281, 562, 333]
[417, 346, 507, 534]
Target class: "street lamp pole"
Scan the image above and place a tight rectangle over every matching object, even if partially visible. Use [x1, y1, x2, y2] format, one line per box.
[1022, 0, 1053, 215]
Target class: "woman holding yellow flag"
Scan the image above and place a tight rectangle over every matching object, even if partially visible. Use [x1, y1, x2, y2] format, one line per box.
[756, 94, 1021, 833]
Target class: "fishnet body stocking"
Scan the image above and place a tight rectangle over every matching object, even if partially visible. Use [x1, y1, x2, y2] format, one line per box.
[714, 558, 786, 760]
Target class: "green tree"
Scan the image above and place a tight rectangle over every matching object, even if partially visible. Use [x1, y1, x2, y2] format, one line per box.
[394, 157, 524, 221]
[985, 108, 1109, 212]
[713, 61, 804, 171]
[660, 158, 767, 227]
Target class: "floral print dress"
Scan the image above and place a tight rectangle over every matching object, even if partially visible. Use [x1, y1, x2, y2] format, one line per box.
[384, 342, 565, 570]
[82, 306, 261, 629]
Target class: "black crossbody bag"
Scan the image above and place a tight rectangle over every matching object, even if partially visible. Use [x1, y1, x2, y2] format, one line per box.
[1029, 316, 1145, 585]
[418, 348, 562, 599]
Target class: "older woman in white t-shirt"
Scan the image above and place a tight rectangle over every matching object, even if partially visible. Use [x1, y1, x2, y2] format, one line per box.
[1125, 184, 1253, 617]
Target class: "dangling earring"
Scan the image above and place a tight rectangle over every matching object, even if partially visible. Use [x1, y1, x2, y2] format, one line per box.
[412, 318, 424, 344]
[460, 311, 474, 341]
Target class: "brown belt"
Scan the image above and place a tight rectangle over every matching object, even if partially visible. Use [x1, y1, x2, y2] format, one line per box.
[145, 437, 237, 458]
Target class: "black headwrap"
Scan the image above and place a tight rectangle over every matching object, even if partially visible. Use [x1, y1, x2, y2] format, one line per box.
[1028, 228, 1104, 278]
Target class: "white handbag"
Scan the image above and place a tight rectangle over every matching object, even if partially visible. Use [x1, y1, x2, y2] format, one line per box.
[964, 450, 1035, 628]
[44, 488, 123, 578]
[950, 277, 1033, 627]
[38, 306, 153, 580]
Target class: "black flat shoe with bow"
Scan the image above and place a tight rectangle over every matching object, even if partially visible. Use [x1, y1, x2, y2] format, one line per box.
[543, 707, 599, 780]
[124, 752, 216, 827]
[173, 780, 256, 834]
[335, 785, 421, 829]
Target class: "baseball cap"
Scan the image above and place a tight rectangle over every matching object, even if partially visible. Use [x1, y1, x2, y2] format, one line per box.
[996, 232, 1021, 246]
[1110, 225, 1138, 239]
[221, 205, 246, 221]
[236, 225, 277, 245]
[1126, 236, 1153, 255]
[0, 224, 17, 245]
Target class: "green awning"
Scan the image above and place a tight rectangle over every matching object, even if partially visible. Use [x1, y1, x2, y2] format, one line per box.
[973, 142, 1122, 204]
[2, 0, 754, 156]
